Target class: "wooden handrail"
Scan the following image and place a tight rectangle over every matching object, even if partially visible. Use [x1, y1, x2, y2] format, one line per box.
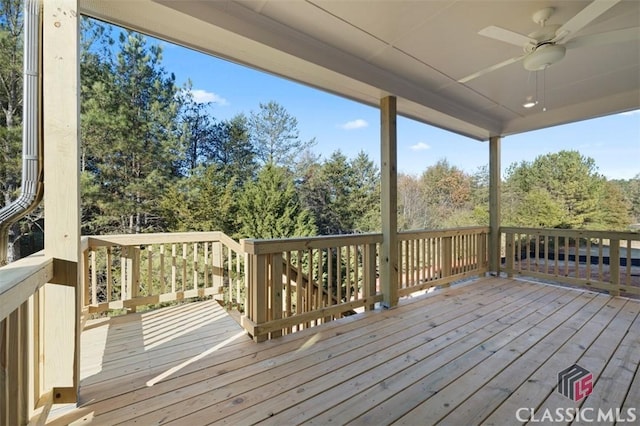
[501, 226, 640, 296]
[241, 233, 382, 255]
[80, 232, 246, 315]
[0, 252, 60, 425]
[398, 226, 490, 241]
[501, 226, 640, 241]
[0, 252, 53, 320]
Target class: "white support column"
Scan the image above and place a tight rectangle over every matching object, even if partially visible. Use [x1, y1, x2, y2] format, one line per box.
[380, 96, 398, 308]
[489, 135, 501, 275]
[43, 0, 80, 403]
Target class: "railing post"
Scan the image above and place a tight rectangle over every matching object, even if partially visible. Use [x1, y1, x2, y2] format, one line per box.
[248, 250, 268, 342]
[122, 246, 140, 312]
[505, 232, 514, 278]
[43, 0, 81, 403]
[609, 239, 620, 296]
[489, 136, 501, 275]
[364, 243, 377, 311]
[212, 241, 223, 294]
[380, 96, 398, 308]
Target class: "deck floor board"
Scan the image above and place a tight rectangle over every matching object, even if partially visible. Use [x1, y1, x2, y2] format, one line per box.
[47, 277, 640, 426]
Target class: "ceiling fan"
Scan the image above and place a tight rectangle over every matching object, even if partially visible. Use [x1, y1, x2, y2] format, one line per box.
[458, 0, 638, 83]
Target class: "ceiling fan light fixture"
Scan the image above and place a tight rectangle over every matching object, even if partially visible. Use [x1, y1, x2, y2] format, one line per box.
[523, 44, 566, 71]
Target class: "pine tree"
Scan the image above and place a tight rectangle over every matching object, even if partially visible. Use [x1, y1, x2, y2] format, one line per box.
[81, 27, 181, 234]
[248, 101, 315, 168]
[238, 164, 316, 239]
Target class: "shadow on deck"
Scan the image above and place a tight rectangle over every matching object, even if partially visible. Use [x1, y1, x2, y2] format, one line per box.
[48, 277, 640, 425]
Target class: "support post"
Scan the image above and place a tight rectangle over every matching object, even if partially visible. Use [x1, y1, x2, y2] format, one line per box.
[43, 0, 80, 403]
[489, 135, 502, 275]
[380, 96, 398, 308]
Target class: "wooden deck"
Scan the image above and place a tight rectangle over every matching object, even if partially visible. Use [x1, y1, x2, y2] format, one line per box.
[48, 277, 640, 425]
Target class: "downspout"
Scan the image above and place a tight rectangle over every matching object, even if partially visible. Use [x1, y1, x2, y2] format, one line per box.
[0, 0, 42, 265]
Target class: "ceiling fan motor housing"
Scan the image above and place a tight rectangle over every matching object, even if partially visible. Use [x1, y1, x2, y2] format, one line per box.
[523, 43, 566, 71]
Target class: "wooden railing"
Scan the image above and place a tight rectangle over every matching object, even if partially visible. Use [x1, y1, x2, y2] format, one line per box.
[398, 226, 489, 296]
[0, 252, 55, 425]
[241, 233, 383, 341]
[501, 227, 640, 297]
[82, 232, 245, 314]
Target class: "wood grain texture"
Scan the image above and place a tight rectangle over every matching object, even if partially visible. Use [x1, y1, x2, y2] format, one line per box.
[45, 277, 640, 425]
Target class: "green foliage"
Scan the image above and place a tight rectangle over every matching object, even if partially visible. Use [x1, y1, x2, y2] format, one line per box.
[0, 0, 22, 207]
[503, 150, 630, 230]
[296, 150, 380, 234]
[81, 28, 181, 234]
[610, 174, 640, 224]
[510, 188, 566, 228]
[398, 159, 478, 230]
[238, 164, 316, 239]
[160, 164, 238, 235]
[6, 14, 630, 247]
[248, 101, 315, 168]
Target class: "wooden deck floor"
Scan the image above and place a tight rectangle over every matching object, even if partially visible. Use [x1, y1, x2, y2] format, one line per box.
[48, 277, 640, 425]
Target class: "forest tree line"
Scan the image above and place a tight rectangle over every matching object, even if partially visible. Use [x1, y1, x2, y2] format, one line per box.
[1, 10, 638, 261]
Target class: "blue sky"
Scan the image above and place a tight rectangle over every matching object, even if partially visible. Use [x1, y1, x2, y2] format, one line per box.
[158, 41, 639, 180]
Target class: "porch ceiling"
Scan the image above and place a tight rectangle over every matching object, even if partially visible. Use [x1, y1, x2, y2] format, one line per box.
[79, 0, 639, 141]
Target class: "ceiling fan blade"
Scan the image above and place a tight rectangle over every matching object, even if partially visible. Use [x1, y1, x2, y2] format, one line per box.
[478, 26, 536, 47]
[566, 27, 640, 49]
[553, 0, 622, 43]
[458, 55, 525, 83]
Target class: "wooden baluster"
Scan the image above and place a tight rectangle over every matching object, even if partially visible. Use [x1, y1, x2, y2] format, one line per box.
[336, 247, 342, 308]
[345, 245, 351, 302]
[285, 251, 292, 331]
[271, 253, 283, 338]
[192, 242, 198, 292]
[327, 248, 333, 307]
[610, 239, 620, 296]
[544, 235, 549, 275]
[598, 239, 604, 282]
[317, 248, 324, 314]
[296, 250, 303, 322]
[147, 245, 153, 296]
[364, 242, 377, 311]
[159, 245, 165, 295]
[212, 242, 222, 295]
[131, 247, 140, 310]
[171, 244, 177, 294]
[353, 245, 359, 301]
[443, 236, 452, 282]
[625, 240, 632, 288]
[585, 238, 591, 281]
[554, 235, 559, 276]
[236, 252, 242, 306]
[203, 243, 209, 290]
[89, 250, 96, 305]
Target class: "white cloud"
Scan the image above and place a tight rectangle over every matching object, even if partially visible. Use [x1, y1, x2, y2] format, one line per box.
[410, 142, 431, 151]
[620, 109, 640, 116]
[340, 119, 368, 130]
[190, 89, 229, 106]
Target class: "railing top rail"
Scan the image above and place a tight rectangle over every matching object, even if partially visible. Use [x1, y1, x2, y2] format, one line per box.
[398, 226, 490, 241]
[82, 231, 243, 252]
[500, 226, 640, 241]
[0, 251, 54, 320]
[242, 233, 383, 255]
